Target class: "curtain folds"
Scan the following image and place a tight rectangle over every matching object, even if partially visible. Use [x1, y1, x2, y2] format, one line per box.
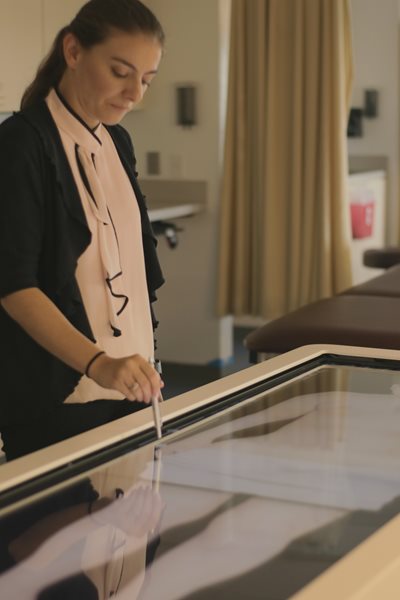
[218, 0, 354, 319]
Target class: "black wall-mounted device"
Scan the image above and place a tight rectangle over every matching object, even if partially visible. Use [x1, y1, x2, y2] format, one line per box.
[347, 108, 363, 137]
[176, 85, 197, 127]
[364, 89, 379, 118]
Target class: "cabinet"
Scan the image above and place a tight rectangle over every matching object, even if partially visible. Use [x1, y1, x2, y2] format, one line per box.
[42, 0, 86, 55]
[0, 0, 86, 112]
[0, 0, 42, 111]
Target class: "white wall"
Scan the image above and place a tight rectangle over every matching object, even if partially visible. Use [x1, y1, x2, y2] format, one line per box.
[348, 0, 400, 243]
[122, 0, 233, 364]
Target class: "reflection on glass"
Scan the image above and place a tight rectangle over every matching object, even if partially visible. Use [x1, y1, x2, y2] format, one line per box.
[1, 364, 400, 599]
[0, 446, 161, 599]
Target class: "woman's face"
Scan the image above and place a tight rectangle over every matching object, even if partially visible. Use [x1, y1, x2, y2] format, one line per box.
[61, 30, 162, 127]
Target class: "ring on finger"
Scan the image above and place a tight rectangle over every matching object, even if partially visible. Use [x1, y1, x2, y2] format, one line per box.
[128, 382, 139, 391]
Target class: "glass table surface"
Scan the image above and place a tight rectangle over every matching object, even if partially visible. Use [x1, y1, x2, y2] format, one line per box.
[1, 358, 400, 599]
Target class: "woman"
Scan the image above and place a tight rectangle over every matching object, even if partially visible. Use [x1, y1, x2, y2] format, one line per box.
[0, 0, 165, 460]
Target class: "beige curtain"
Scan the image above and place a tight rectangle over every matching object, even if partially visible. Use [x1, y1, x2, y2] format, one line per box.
[218, 0, 354, 319]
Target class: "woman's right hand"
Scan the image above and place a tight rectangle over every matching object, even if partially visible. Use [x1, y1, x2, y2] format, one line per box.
[88, 352, 164, 403]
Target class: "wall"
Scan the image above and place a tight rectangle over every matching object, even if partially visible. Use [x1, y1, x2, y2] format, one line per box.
[348, 0, 400, 243]
[122, 0, 233, 364]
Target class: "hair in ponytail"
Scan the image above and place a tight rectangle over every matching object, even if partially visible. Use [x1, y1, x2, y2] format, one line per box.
[20, 0, 165, 110]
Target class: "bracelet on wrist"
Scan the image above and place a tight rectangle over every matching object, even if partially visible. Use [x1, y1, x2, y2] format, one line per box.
[85, 350, 105, 378]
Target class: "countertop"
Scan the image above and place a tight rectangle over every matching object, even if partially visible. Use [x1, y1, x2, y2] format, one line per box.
[147, 201, 202, 222]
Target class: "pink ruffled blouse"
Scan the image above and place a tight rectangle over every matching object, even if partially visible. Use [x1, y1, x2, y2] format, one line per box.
[46, 89, 154, 402]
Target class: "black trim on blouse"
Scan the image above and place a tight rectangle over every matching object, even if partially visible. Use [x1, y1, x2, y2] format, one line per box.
[74, 144, 99, 210]
[73, 143, 130, 336]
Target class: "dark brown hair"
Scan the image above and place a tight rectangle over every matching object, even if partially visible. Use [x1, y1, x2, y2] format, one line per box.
[21, 0, 165, 109]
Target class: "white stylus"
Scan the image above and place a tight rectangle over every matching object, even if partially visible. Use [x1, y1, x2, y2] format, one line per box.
[149, 358, 163, 440]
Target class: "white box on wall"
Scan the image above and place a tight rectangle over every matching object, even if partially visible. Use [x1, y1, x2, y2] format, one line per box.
[348, 170, 386, 285]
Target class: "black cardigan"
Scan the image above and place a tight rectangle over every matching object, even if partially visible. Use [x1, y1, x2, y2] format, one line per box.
[0, 101, 164, 426]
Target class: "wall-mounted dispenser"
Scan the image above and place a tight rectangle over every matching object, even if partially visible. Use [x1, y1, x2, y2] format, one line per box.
[347, 88, 379, 138]
[364, 89, 378, 118]
[347, 108, 363, 137]
[176, 85, 197, 127]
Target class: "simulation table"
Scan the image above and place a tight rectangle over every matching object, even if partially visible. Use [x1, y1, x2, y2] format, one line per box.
[1, 344, 400, 599]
